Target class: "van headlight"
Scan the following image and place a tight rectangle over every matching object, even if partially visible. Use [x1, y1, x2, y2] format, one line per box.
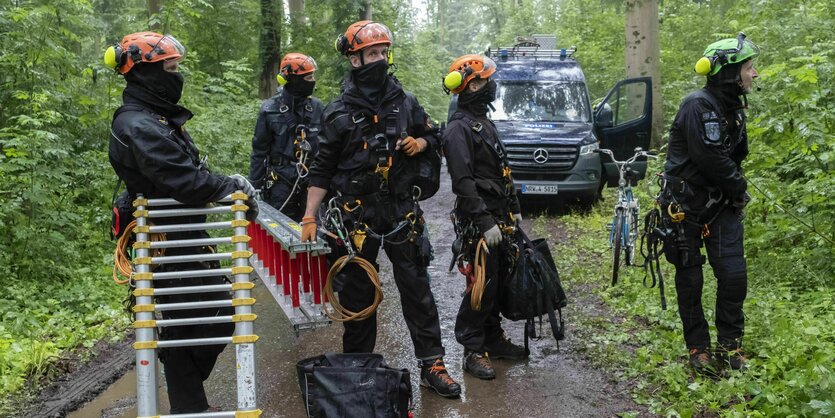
[579, 143, 599, 155]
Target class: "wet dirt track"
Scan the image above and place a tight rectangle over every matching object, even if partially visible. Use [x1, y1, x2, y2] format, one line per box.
[59, 162, 646, 418]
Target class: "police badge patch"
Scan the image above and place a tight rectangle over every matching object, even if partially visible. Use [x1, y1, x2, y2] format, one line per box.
[704, 121, 721, 143]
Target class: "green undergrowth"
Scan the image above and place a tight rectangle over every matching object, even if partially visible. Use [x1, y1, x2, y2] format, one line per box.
[0, 257, 129, 415]
[531, 189, 834, 417]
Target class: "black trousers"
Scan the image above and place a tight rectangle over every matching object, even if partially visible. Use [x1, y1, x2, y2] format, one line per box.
[667, 208, 748, 350]
[154, 229, 235, 413]
[331, 222, 445, 360]
[454, 242, 509, 352]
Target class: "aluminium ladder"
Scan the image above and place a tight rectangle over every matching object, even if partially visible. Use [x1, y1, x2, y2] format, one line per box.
[131, 192, 259, 418]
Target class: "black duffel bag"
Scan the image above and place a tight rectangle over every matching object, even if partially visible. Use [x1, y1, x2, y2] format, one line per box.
[500, 229, 567, 350]
[296, 353, 413, 418]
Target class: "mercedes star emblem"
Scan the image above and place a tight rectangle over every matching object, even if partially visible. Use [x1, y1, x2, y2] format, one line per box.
[533, 148, 549, 164]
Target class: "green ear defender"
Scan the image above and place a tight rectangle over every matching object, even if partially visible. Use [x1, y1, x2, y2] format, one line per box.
[387, 50, 394, 65]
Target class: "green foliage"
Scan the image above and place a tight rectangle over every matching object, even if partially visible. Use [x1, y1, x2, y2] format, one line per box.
[537, 180, 834, 416]
[0, 0, 832, 414]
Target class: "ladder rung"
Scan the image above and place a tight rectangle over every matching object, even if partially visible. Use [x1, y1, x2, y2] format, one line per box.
[157, 336, 233, 348]
[155, 300, 232, 312]
[149, 237, 233, 249]
[152, 268, 234, 280]
[152, 284, 233, 296]
[148, 221, 236, 233]
[155, 315, 235, 327]
[149, 252, 233, 264]
[144, 195, 237, 207]
[147, 206, 239, 218]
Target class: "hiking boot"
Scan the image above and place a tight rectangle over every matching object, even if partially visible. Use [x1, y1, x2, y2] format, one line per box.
[419, 358, 461, 398]
[689, 348, 720, 377]
[463, 350, 496, 380]
[716, 347, 749, 371]
[485, 333, 528, 360]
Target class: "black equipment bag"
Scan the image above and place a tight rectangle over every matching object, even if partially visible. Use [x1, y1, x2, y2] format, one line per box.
[500, 230, 567, 345]
[296, 353, 413, 418]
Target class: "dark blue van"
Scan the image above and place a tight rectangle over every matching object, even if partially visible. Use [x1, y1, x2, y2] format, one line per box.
[451, 36, 654, 204]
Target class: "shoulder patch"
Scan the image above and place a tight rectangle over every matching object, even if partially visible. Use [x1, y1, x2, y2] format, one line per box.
[704, 121, 722, 143]
[701, 111, 718, 121]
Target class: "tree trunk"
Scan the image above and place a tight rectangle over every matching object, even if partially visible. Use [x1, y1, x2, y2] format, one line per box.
[287, 0, 307, 26]
[360, 1, 372, 20]
[625, 0, 663, 148]
[147, 0, 161, 31]
[258, 0, 281, 99]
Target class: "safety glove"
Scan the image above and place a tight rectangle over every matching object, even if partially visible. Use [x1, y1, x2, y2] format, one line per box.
[229, 174, 256, 198]
[300, 216, 317, 243]
[513, 213, 522, 225]
[397, 136, 427, 156]
[483, 224, 502, 247]
[229, 174, 258, 221]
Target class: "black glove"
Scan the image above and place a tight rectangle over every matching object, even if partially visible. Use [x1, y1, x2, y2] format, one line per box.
[245, 197, 259, 222]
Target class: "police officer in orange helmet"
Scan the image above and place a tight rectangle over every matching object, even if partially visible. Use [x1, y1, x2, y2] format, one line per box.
[105, 31, 257, 413]
[300, 21, 461, 399]
[249, 52, 324, 221]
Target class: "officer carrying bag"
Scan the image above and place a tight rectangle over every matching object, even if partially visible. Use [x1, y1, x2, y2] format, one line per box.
[501, 229, 567, 349]
[296, 353, 413, 418]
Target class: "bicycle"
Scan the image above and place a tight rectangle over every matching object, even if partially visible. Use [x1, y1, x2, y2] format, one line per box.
[596, 147, 658, 286]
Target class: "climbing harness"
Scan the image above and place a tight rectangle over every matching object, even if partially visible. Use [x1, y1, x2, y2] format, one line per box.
[278, 125, 312, 212]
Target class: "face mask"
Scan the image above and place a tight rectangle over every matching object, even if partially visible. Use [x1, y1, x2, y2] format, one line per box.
[286, 77, 315, 98]
[352, 59, 389, 101]
[458, 78, 497, 115]
[129, 61, 185, 104]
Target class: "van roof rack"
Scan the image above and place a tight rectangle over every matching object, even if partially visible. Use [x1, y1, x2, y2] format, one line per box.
[486, 36, 577, 60]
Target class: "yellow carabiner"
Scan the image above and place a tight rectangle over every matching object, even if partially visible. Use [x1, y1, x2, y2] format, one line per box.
[667, 203, 685, 223]
[343, 199, 362, 213]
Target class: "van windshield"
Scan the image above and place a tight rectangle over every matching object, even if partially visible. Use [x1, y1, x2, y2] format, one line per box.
[491, 81, 591, 123]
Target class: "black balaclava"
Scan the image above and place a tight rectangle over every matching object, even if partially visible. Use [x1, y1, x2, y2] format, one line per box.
[458, 78, 497, 116]
[125, 61, 184, 105]
[285, 74, 315, 98]
[351, 59, 389, 103]
[706, 60, 746, 110]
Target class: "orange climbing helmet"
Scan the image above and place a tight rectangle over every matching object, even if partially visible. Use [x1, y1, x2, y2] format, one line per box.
[103, 31, 185, 75]
[277, 53, 317, 85]
[443, 54, 497, 94]
[334, 20, 393, 55]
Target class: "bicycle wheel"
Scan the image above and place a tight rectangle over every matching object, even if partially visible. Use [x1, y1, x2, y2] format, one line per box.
[612, 209, 623, 286]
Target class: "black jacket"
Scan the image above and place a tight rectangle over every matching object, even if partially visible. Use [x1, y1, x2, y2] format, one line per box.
[249, 88, 323, 188]
[308, 74, 439, 204]
[109, 85, 237, 204]
[664, 87, 749, 208]
[444, 109, 521, 233]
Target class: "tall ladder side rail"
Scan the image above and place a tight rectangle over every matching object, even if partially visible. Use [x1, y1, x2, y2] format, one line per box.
[133, 194, 159, 416]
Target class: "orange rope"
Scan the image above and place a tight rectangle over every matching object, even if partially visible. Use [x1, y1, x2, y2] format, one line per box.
[470, 238, 488, 310]
[112, 220, 165, 285]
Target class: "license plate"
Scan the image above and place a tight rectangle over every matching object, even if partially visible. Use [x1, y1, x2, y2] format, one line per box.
[521, 184, 558, 194]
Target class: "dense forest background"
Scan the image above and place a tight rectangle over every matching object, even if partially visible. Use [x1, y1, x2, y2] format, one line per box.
[0, 0, 832, 416]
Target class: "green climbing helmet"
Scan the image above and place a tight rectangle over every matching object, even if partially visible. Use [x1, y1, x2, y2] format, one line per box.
[694, 32, 760, 76]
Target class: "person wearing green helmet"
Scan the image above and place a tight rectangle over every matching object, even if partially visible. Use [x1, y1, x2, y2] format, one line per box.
[660, 32, 760, 376]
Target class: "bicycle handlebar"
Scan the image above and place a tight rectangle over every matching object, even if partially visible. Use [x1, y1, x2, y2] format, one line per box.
[595, 147, 658, 166]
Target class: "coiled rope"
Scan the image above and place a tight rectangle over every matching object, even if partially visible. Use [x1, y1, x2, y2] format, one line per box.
[323, 255, 382, 322]
[112, 220, 165, 285]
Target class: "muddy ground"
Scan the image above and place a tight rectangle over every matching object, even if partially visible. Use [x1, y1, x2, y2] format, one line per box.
[25, 164, 649, 418]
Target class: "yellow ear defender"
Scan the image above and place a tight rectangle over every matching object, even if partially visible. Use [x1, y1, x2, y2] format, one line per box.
[694, 56, 713, 76]
[104, 44, 122, 70]
[443, 66, 473, 93]
[276, 64, 291, 86]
